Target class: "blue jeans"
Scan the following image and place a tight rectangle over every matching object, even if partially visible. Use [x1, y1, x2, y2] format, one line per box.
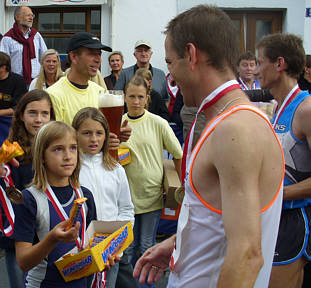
[128, 209, 162, 288]
[87, 263, 119, 288]
[106, 262, 119, 288]
[5, 248, 24, 288]
[115, 248, 137, 288]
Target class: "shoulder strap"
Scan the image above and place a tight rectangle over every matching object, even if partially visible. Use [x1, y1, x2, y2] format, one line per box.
[27, 186, 50, 242]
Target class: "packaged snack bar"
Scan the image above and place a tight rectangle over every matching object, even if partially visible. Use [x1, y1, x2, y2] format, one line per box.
[88, 233, 110, 248]
[0, 139, 24, 165]
[66, 197, 87, 230]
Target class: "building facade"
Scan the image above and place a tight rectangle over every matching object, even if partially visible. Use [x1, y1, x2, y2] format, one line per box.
[1, 0, 311, 76]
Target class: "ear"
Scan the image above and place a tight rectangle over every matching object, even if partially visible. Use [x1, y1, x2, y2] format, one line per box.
[185, 43, 197, 71]
[275, 56, 287, 72]
[69, 52, 77, 65]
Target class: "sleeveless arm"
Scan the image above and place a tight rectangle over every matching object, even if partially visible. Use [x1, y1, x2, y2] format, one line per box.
[211, 121, 264, 287]
[283, 97, 311, 200]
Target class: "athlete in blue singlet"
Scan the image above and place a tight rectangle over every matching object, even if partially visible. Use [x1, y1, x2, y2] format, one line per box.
[256, 33, 311, 288]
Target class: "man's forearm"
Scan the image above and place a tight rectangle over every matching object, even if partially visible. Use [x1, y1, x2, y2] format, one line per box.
[217, 245, 263, 288]
[283, 177, 311, 200]
[0, 108, 14, 116]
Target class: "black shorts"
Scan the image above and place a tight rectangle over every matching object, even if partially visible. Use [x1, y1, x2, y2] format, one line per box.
[273, 207, 311, 265]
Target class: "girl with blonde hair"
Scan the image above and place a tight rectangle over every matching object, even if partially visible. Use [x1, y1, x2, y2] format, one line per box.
[13, 121, 97, 288]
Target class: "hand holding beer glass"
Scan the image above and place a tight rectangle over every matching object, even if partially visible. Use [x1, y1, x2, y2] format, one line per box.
[98, 90, 124, 160]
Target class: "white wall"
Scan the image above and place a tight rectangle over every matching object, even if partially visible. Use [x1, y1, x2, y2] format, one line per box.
[177, 0, 308, 52]
[305, 0, 311, 54]
[2, 0, 310, 74]
[109, 0, 177, 75]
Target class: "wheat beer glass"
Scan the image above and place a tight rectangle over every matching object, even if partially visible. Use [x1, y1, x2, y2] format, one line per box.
[98, 90, 124, 160]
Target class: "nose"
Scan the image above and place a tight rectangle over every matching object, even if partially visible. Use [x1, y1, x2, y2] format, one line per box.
[35, 113, 43, 123]
[64, 148, 71, 160]
[133, 97, 139, 104]
[90, 133, 97, 142]
[94, 54, 101, 63]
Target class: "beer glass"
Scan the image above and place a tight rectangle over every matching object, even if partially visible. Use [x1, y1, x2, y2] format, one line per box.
[98, 90, 124, 160]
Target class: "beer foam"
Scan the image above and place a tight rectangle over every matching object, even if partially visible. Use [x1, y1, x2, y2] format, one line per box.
[98, 93, 124, 107]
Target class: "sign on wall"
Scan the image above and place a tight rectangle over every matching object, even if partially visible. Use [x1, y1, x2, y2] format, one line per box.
[6, 0, 106, 6]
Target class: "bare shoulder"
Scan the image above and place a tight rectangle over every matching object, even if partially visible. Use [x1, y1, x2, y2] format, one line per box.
[295, 95, 311, 138]
[296, 96, 311, 119]
[211, 110, 273, 152]
[209, 109, 280, 172]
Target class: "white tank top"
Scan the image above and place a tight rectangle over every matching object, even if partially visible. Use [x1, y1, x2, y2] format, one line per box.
[168, 104, 284, 288]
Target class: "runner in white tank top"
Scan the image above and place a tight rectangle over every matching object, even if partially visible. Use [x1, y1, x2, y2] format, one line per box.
[133, 6, 285, 287]
[168, 104, 284, 287]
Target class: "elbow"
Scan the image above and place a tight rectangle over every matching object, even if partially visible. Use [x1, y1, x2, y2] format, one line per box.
[17, 259, 31, 273]
[245, 243, 264, 273]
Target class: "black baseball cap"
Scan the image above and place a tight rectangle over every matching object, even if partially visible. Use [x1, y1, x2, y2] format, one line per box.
[67, 32, 112, 53]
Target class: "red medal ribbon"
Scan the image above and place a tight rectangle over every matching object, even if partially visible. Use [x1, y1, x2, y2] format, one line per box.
[272, 84, 301, 128]
[0, 165, 15, 236]
[45, 184, 86, 249]
[181, 80, 241, 184]
[238, 77, 258, 90]
[0, 186, 15, 236]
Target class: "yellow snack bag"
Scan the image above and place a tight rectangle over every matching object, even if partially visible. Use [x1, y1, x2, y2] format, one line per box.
[0, 140, 24, 165]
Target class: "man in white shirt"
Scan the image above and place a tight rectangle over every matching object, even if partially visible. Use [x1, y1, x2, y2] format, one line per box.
[0, 6, 47, 84]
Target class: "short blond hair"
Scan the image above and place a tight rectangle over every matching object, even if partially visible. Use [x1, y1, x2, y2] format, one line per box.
[31, 121, 81, 191]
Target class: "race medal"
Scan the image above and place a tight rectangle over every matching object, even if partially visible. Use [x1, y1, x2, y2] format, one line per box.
[5, 186, 24, 204]
[175, 186, 185, 204]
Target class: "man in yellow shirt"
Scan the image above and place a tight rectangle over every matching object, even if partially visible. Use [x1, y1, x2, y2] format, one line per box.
[47, 32, 131, 144]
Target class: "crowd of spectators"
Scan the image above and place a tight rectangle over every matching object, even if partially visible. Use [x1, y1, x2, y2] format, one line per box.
[1, 4, 311, 288]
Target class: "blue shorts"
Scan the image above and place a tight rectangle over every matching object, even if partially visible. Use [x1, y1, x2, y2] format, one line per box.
[273, 207, 311, 265]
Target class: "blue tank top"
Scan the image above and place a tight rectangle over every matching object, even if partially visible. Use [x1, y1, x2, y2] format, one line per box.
[272, 91, 311, 209]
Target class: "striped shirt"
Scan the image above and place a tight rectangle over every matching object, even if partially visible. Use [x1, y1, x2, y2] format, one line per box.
[0, 29, 47, 79]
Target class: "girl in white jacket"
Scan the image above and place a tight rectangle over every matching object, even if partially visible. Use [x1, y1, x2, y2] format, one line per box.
[72, 107, 134, 288]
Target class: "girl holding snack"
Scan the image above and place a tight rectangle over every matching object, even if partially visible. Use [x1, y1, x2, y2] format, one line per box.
[13, 121, 97, 288]
[121, 76, 182, 285]
[72, 107, 134, 288]
[0, 90, 55, 288]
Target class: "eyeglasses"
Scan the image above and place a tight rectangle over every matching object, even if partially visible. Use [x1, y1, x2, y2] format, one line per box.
[23, 13, 35, 18]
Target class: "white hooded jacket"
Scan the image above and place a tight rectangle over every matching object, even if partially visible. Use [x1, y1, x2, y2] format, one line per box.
[79, 152, 134, 226]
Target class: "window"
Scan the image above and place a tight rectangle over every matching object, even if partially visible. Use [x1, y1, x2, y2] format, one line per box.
[225, 11, 283, 53]
[32, 6, 101, 59]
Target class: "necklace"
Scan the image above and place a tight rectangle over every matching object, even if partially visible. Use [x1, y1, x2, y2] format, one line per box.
[215, 97, 242, 115]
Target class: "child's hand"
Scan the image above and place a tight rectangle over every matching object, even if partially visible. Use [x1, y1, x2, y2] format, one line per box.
[108, 132, 120, 150]
[0, 158, 19, 177]
[51, 220, 81, 243]
[120, 120, 131, 143]
[104, 254, 121, 271]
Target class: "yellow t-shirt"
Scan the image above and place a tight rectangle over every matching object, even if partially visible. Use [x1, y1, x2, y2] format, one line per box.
[47, 76, 106, 125]
[121, 110, 183, 214]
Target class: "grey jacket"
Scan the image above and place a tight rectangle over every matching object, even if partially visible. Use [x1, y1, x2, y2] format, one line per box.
[114, 64, 169, 101]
